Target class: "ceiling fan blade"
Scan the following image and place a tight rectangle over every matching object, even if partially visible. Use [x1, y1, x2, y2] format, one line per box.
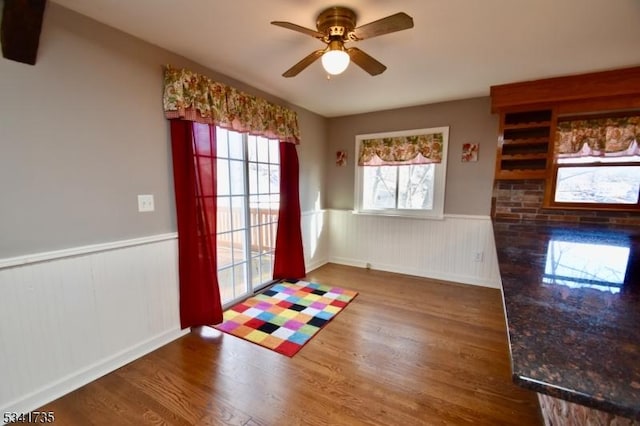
[351, 12, 414, 40]
[347, 47, 387, 76]
[271, 21, 325, 39]
[282, 49, 325, 77]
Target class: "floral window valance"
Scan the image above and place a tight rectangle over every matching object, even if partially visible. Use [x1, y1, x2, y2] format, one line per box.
[358, 131, 444, 166]
[555, 114, 640, 159]
[163, 65, 300, 144]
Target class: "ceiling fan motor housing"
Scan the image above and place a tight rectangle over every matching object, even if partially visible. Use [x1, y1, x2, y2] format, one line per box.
[316, 7, 357, 40]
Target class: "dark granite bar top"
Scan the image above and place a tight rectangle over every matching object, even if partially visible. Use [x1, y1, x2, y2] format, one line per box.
[492, 219, 640, 420]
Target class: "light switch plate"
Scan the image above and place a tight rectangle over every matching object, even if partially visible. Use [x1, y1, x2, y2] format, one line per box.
[137, 194, 155, 212]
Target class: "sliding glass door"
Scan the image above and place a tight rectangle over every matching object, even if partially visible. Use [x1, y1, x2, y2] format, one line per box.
[215, 127, 280, 305]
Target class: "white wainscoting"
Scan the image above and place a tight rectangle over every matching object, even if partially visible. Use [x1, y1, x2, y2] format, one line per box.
[327, 209, 501, 288]
[301, 210, 330, 272]
[0, 210, 498, 418]
[0, 235, 187, 417]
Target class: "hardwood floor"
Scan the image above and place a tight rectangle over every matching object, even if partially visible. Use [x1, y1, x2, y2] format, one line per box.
[40, 263, 542, 425]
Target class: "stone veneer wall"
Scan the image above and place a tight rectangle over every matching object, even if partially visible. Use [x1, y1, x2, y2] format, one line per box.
[492, 179, 640, 226]
[538, 393, 640, 426]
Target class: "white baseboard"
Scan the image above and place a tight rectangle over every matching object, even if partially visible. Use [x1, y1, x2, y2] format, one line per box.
[1, 328, 188, 418]
[305, 259, 329, 274]
[328, 256, 501, 289]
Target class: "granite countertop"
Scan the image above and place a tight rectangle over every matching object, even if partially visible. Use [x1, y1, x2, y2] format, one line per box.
[492, 219, 640, 420]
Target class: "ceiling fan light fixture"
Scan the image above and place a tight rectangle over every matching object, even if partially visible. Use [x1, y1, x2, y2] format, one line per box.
[321, 41, 349, 75]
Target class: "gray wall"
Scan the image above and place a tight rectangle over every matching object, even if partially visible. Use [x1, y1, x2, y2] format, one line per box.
[296, 108, 328, 212]
[326, 97, 498, 215]
[0, 3, 327, 258]
[0, 2, 496, 259]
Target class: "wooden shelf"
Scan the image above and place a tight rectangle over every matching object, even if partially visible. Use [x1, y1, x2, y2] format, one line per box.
[502, 137, 549, 145]
[502, 139, 549, 156]
[501, 153, 548, 160]
[495, 169, 547, 180]
[495, 109, 553, 180]
[504, 127, 550, 140]
[503, 121, 551, 130]
[502, 109, 552, 125]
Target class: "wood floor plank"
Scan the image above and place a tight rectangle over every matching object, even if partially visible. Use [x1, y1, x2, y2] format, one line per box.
[39, 263, 542, 425]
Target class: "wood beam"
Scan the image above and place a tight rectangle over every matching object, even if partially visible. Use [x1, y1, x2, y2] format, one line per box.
[1, 0, 47, 65]
[490, 66, 640, 113]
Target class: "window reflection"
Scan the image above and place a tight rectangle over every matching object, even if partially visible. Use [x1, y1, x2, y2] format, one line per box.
[544, 233, 630, 294]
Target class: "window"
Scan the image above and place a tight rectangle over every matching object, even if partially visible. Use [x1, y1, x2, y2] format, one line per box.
[354, 127, 449, 218]
[548, 114, 640, 210]
[362, 164, 435, 210]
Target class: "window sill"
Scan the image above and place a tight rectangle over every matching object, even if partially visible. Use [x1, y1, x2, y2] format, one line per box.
[542, 201, 640, 212]
[351, 210, 445, 221]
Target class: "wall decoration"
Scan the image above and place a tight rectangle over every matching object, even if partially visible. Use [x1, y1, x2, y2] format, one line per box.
[336, 150, 347, 166]
[462, 143, 479, 162]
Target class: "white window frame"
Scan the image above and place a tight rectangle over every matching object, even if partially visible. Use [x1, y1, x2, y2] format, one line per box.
[354, 127, 449, 219]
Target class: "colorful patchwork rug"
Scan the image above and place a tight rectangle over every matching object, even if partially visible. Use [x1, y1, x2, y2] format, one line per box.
[215, 280, 358, 357]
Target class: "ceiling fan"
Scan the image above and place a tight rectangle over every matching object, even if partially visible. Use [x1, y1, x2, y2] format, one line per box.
[271, 7, 414, 77]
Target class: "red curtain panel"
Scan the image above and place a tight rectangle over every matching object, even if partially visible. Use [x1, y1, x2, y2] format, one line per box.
[273, 142, 306, 279]
[170, 120, 223, 328]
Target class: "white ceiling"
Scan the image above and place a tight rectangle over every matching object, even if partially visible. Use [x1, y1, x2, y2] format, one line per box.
[50, 0, 640, 118]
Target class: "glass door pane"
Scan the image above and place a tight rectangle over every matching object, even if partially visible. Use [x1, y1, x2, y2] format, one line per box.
[216, 130, 280, 304]
[248, 136, 279, 292]
[216, 128, 249, 304]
